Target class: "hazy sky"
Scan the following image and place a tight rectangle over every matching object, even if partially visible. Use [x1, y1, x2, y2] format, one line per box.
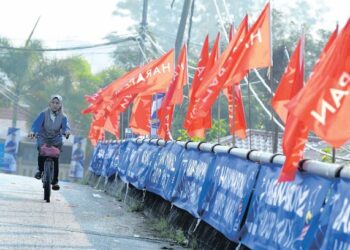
[0, 0, 348, 73]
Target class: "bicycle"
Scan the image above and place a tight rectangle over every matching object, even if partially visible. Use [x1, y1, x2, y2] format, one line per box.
[40, 144, 60, 202]
[30, 133, 69, 203]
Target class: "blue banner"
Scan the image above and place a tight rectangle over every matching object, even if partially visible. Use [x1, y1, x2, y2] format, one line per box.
[117, 141, 139, 183]
[199, 153, 259, 242]
[0, 144, 4, 166]
[171, 148, 216, 218]
[126, 143, 159, 189]
[0, 127, 20, 173]
[240, 163, 333, 250]
[145, 142, 184, 201]
[69, 137, 87, 179]
[105, 143, 121, 177]
[310, 179, 350, 250]
[88, 141, 108, 176]
[101, 142, 119, 177]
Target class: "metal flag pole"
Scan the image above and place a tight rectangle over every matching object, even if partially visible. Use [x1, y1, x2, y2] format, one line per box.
[247, 73, 252, 149]
[231, 84, 236, 146]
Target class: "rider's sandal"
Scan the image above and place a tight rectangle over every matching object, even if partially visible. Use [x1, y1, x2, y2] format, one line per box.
[34, 171, 42, 180]
[52, 184, 60, 191]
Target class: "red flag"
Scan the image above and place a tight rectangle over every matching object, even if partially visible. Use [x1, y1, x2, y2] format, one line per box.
[279, 116, 309, 182]
[185, 16, 248, 129]
[187, 35, 209, 102]
[224, 85, 247, 139]
[158, 45, 188, 140]
[229, 24, 234, 41]
[129, 95, 153, 135]
[278, 27, 338, 180]
[310, 24, 338, 78]
[185, 33, 220, 137]
[193, 3, 271, 119]
[114, 50, 174, 97]
[184, 36, 209, 138]
[88, 118, 105, 146]
[288, 19, 350, 147]
[81, 68, 140, 115]
[272, 35, 305, 123]
[273, 35, 308, 182]
[104, 111, 120, 139]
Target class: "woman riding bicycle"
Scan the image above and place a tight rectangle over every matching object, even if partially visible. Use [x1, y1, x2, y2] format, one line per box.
[29, 94, 70, 191]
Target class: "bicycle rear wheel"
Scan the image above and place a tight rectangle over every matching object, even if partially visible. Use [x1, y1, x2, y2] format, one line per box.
[43, 160, 52, 202]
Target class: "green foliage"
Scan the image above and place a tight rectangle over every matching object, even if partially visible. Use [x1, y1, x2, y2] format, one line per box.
[129, 200, 144, 212]
[321, 147, 333, 163]
[151, 218, 188, 245]
[206, 119, 228, 142]
[176, 129, 190, 141]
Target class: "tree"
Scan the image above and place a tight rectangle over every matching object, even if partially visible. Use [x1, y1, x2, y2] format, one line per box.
[24, 56, 125, 136]
[0, 38, 45, 127]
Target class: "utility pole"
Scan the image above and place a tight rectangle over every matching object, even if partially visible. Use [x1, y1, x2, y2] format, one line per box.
[12, 16, 41, 128]
[138, 0, 148, 65]
[174, 0, 192, 63]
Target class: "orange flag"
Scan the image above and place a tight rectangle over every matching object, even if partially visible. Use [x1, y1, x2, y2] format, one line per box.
[83, 50, 175, 141]
[81, 67, 140, 115]
[279, 117, 309, 182]
[272, 35, 305, 124]
[129, 95, 153, 135]
[229, 24, 234, 41]
[184, 35, 211, 138]
[184, 35, 209, 137]
[158, 45, 188, 140]
[104, 111, 120, 139]
[185, 33, 220, 137]
[114, 50, 174, 97]
[309, 24, 338, 79]
[185, 17, 248, 137]
[273, 35, 308, 182]
[224, 85, 247, 139]
[194, 2, 271, 119]
[288, 19, 350, 147]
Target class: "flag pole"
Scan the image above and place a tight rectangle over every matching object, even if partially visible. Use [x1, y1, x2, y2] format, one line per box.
[121, 111, 124, 139]
[232, 84, 236, 146]
[332, 148, 336, 163]
[247, 73, 252, 149]
[268, 1, 278, 153]
[217, 93, 221, 144]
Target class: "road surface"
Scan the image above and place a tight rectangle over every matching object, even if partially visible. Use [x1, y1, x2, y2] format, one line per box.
[0, 173, 184, 250]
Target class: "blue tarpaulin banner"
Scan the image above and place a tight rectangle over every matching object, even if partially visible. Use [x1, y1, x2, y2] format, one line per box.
[89, 141, 108, 175]
[105, 143, 121, 177]
[145, 142, 184, 201]
[172, 148, 215, 218]
[200, 153, 259, 242]
[101, 142, 119, 177]
[0, 144, 4, 166]
[240, 163, 333, 250]
[310, 179, 350, 250]
[0, 128, 20, 173]
[69, 137, 87, 179]
[126, 143, 160, 189]
[117, 141, 139, 183]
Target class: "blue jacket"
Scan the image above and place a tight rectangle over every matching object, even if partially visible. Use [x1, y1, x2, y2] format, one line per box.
[31, 108, 70, 147]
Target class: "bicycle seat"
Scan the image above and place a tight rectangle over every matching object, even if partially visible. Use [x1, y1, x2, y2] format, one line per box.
[40, 144, 60, 157]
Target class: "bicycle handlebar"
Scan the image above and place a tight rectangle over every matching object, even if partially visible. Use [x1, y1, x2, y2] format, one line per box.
[28, 133, 70, 140]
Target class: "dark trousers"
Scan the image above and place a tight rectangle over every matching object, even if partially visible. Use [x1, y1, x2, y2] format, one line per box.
[38, 155, 59, 184]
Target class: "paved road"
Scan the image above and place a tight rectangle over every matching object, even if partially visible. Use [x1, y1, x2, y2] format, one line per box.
[0, 173, 184, 250]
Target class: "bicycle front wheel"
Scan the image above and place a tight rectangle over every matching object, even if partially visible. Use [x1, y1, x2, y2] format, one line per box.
[43, 160, 52, 203]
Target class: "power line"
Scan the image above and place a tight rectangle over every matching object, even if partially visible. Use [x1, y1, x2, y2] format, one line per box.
[0, 36, 137, 52]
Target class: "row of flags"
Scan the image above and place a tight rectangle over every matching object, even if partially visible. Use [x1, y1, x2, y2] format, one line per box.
[82, 2, 350, 182]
